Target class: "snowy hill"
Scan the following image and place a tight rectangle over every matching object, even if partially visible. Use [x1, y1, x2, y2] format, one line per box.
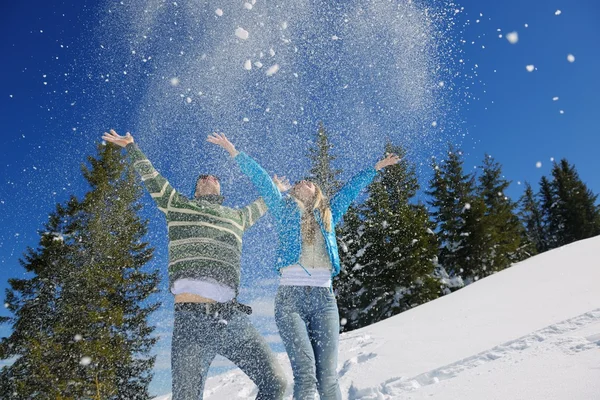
[153, 236, 600, 399]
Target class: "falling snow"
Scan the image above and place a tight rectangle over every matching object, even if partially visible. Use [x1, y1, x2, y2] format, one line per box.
[235, 27, 249, 40]
[506, 32, 518, 44]
[265, 64, 280, 76]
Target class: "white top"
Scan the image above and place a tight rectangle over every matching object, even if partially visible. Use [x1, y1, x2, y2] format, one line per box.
[280, 265, 332, 287]
[171, 278, 235, 302]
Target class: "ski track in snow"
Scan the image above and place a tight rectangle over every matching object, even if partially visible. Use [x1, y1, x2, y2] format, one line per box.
[346, 309, 600, 399]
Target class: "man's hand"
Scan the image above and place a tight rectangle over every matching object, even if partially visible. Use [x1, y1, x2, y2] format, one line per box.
[207, 132, 239, 157]
[374, 153, 401, 171]
[102, 129, 134, 147]
[273, 175, 291, 192]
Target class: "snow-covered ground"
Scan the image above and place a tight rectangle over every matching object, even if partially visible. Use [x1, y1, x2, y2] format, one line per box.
[154, 236, 600, 399]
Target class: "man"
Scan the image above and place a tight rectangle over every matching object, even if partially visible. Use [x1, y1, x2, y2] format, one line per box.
[102, 130, 286, 400]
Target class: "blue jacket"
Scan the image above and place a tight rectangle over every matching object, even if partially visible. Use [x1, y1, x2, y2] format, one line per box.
[235, 152, 377, 277]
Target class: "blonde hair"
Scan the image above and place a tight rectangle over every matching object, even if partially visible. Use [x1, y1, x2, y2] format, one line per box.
[297, 184, 332, 243]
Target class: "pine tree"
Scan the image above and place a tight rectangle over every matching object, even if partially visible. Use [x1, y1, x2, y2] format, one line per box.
[0, 143, 160, 399]
[426, 146, 478, 283]
[0, 198, 81, 397]
[538, 175, 559, 250]
[334, 204, 366, 331]
[307, 121, 343, 198]
[335, 144, 441, 331]
[519, 182, 545, 254]
[476, 155, 529, 273]
[550, 159, 600, 246]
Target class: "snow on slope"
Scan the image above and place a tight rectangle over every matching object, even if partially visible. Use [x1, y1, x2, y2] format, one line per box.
[153, 236, 600, 399]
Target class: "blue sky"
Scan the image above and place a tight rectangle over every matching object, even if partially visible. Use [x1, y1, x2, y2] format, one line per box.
[1, 0, 599, 396]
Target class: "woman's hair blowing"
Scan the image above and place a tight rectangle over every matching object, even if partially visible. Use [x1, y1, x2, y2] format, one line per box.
[299, 183, 332, 243]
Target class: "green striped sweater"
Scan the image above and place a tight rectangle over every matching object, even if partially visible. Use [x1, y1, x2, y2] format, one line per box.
[126, 143, 266, 294]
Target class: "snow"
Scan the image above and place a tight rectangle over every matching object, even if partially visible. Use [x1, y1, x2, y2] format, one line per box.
[244, 2, 253, 10]
[254, 61, 263, 68]
[567, 54, 575, 63]
[80, 357, 92, 366]
[526, 65, 535, 72]
[505, 31, 518, 44]
[553, 96, 559, 101]
[555, 9, 562, 16]
[152, 236, 600, 400]
[265, 64, 280, 76]
[215, 8, 223, 16]
[169, 77, 180, 86]
[243, 59, 252, 70]
[536, 161, 542, 168]
[235, 27, 249, 40]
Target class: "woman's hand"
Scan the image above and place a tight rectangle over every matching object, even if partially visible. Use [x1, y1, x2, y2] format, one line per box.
[207, 132, 239, 157]
[102, 129, 134, 147]
[375, 153, 401, 171]
[273, 175, 292, 192]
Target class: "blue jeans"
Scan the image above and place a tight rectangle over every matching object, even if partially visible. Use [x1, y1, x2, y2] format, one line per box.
[275, 286, 342, 400]
[171, 303, 287, 400]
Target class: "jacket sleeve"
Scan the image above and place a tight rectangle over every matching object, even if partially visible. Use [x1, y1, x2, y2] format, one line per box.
[126, 142, 183, 215]
[330, 168, 377, 225]
[234, 152, 284, 216]
[239, 198, 267, 231]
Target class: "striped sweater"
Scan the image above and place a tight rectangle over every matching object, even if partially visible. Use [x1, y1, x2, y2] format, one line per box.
[126, 143, 266, 294]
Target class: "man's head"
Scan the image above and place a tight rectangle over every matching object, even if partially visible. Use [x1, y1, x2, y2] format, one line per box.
[194, 174, 221, 198]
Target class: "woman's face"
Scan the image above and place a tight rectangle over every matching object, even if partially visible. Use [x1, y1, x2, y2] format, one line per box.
[292, 180, 316, 204]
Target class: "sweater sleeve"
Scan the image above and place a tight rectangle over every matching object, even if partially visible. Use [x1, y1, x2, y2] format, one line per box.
[126, 143, 182, 215]
[239, 198, 267, 231]
[330, 168, 377, 225]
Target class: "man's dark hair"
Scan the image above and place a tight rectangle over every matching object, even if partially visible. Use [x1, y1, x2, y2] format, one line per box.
[196, 174, 220, 184]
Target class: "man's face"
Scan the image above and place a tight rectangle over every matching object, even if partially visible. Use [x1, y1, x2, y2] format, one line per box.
[195, 175, 221, 197]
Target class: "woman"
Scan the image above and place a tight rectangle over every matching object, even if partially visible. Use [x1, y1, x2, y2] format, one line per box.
[208, 133, 399, 400]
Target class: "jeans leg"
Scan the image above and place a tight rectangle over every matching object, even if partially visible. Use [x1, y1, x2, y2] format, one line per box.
[171, 309, 218, 400]
[275, 287, 317, 400]
[307, 289, 342, 400]
[220, 312, 287, 400]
